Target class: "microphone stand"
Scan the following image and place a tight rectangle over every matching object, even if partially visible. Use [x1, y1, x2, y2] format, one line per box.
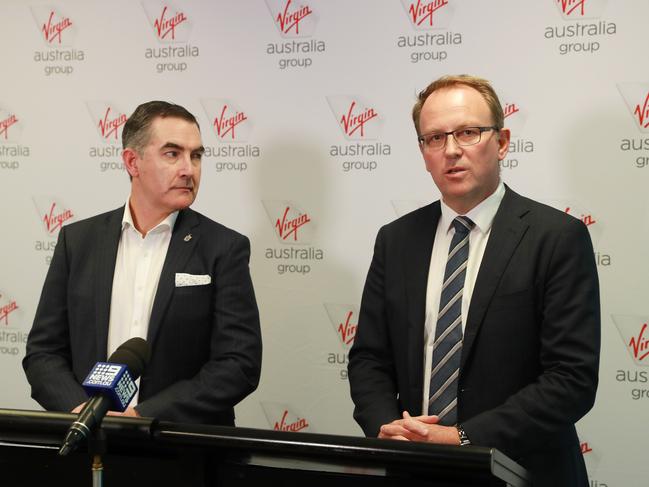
[88, 427, 107, 487]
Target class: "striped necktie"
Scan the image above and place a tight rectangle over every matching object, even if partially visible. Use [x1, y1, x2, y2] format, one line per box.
[428, 216, 475, 425]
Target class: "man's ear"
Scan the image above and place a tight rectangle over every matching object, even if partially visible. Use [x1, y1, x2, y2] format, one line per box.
[497, 128, 511, 160]
[122, 148, 140, 178]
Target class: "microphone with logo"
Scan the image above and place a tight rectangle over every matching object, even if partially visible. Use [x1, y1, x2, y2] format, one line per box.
[58, 337, 151, 456]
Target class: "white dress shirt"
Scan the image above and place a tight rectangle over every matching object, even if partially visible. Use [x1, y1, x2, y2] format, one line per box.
[107, 201, 177, 403]
[421, 181, 505, 413]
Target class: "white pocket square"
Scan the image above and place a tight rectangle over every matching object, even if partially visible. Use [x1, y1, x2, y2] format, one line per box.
[175, 273, 211, 287]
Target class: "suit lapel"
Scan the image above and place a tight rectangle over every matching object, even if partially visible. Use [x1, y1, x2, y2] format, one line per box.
[461, 188, 530, 368]
[94, 208, 124, 360]
[147, 208, 200, 348]
[405, 202, 440, 393]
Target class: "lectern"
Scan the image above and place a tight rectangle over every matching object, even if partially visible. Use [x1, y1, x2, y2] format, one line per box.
[0, 408, 529, 486]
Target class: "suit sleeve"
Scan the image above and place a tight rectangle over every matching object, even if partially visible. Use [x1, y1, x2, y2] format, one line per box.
[134, 234, 262, 424]
[348, 226, 402, 436]
[23, 227, 89, 411]
[462, 218, 600, 457]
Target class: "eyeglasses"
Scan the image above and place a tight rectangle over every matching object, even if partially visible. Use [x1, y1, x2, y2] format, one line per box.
[418, 126, 499, 151]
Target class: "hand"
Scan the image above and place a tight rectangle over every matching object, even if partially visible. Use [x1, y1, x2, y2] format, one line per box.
[378, 411, 460, 445]
[106, 407, 140, 417]
[71, 402, 140, 417]
[71, 402, 85, 413]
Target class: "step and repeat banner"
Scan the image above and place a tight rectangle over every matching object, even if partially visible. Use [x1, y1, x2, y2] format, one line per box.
[1, 0, 647, 484]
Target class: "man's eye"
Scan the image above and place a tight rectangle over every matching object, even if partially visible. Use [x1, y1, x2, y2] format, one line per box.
[429, 134, 444, 142]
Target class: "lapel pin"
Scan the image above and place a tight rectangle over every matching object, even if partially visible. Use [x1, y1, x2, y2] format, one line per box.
[184, 234, 192, 242]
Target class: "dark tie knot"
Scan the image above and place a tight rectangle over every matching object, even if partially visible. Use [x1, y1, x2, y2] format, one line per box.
[452, 216, 475, 235]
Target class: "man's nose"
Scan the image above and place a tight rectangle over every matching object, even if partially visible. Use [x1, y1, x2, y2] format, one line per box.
[443, 133, 462, 157]
[178, 153, 194, 176]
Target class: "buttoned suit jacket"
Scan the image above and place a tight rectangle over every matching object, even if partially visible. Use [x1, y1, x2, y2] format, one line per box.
[23, 206, 262, 425]
[348, 187, 600, 486]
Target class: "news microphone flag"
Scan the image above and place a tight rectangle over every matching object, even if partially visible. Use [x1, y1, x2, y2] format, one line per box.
[82, 362, 138, 412]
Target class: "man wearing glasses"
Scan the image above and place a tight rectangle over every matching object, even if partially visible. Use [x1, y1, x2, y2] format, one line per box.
[348, 75, 600, 486]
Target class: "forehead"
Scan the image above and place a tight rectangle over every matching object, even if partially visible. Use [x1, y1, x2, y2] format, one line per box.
[147, 116, 201, 147]
[419, 85, 492, 131]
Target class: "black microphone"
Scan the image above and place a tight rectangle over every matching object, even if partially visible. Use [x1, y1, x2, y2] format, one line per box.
[58, 337, 151, 456]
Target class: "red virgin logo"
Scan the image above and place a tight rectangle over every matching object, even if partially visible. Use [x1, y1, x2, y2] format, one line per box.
[328, 96, 383, 140]
[612, 315, 649, 366]
[202, 99, 252, 142]
[340, 101, 378, 138]
[41, 10, 73, 44]
[634, 92, 649, 129]
[154, 6, 187, 40]
[98, 107, 128, 141]
[276, 0, 313, 35]
[503, 102, 520, 119]
[629, 323, 649, 363]
[273, 410, 309, 432]
[557, 0, 586, 16]
[275, 207, 311, 242]
[213, 105, 248, 140]
[0, 114, 18, 140]
[564, 207, 596, 226]
[337, 311, 357, 346]
[407, 0, 449, 27]
[324, 303, 360, 348]
[43, 202, 74, 234]
[0, 295, 18, 326]
[617, 84, 649, 133]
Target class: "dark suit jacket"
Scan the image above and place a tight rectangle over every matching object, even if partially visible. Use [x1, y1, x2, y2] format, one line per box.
[23, 206, 262, 425]
[348, 187, 600, 486]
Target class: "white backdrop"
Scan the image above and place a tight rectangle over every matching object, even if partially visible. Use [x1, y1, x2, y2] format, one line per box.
[1, 1, 648, 485]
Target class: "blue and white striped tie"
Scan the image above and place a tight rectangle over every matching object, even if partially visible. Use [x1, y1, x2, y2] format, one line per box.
[428, 216, 475, 425]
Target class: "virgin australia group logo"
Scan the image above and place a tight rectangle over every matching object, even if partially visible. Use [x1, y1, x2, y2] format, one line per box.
[263, 201, 322, 275]
[265, 0, 317, 38]
[264, 0, 324, 69]
[401, 0, 453, 29]
[30, 5, 84, 75]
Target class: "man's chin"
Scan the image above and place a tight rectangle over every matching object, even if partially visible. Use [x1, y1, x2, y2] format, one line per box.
[170, 195, 196, 211]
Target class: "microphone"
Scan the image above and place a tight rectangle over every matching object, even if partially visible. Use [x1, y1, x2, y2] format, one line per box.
[58, 337, 151, 456]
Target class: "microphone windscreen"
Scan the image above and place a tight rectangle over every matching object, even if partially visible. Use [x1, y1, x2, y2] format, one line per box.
[107, 337, 151, 379]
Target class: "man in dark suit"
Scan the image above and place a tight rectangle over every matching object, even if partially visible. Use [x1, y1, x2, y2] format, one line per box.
[23, 101, 262, 425]
[348, 75, 600, 486]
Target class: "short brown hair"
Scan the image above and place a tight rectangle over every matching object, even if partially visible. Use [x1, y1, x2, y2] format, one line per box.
[412, 75, 504, 136]
[122, 101, 200, 154]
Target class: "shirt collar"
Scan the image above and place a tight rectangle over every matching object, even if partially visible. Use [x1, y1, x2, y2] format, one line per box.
[121, 199, 179, 237]
[439, 180, 505, 235]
